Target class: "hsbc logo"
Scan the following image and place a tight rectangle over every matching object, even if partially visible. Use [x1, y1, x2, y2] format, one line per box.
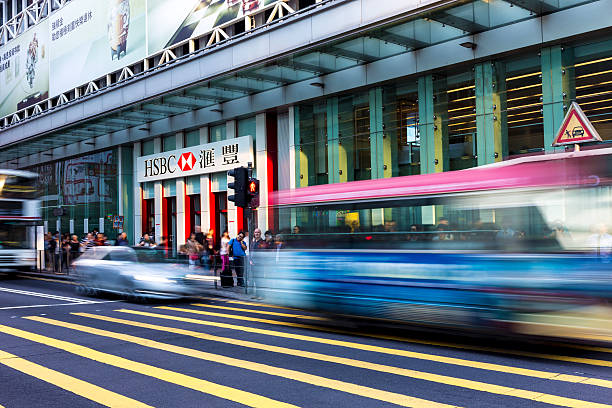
[178, 152, 196, 172]
[137, 136, 252, 183]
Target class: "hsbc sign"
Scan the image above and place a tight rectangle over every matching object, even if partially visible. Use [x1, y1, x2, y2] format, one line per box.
[136, 136, 253, 183]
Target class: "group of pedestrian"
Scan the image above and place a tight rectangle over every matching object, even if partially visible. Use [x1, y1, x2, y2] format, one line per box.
[179, 227, 287, 288]
[43, 229, 117, 274]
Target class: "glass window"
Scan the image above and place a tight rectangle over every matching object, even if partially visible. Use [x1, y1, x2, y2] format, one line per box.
[184, 129, 201, 147]
[297, 103, 328, 186]
[237, 117, 257, 138]
[141, 139, 155, 156]
[339, 92, 371, 181]
[383, 83, 420, 177]
[210, 124, 226, 142]
[573, 38, 612, 142]
[142, 182, 155, 199]
[441, 72, 477, 170]
[162, 180, 176, 197]
[162, 135, 176, 152]
[504, 54, 544, 157]
[186, 176, 200, 195]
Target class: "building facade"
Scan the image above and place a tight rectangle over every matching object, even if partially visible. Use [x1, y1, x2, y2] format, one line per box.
[0, 0, 611, 252]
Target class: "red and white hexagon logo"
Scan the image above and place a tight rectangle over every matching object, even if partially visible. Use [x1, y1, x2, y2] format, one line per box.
[178, 152, 196, 172]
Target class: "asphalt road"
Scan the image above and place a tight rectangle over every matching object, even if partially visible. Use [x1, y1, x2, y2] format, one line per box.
[0, 273, 611, 408]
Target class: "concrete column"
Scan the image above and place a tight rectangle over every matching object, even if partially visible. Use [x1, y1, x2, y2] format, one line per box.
[225, 120, 239, 237]
[199, 127, 211, 232]
[542, 46, 575, 153]
[133, 142, 142, 244]
[153, 137, 162, 243]
[475, 62, 507, 166]
[175, 132, 186, 247]
[294, 106, 310, 188]
[418, 75, 449, 174]
[369, 87, 394, 179]
[119, 145, 134, 239]
[255, 113, 268, 231]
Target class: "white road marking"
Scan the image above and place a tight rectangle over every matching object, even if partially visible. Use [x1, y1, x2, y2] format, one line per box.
[0, 301, 120, 310]
[0, 286, 89, 303]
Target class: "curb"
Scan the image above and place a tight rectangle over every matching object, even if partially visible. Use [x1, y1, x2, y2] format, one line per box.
[19, 272, 259, 302]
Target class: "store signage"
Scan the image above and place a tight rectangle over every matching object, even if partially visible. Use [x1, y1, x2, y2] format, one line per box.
[136, 136, 253, 183]
[552, 102, 602, 146]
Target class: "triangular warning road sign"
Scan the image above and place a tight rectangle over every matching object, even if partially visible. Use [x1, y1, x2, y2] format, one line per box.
[552, 102, 602, 146]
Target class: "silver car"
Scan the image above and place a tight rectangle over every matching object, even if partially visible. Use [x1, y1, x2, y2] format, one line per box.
[74, 246, 217, 300]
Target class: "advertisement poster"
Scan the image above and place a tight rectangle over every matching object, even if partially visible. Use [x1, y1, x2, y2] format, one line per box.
[147, 0, 276, 53]
[63, 151, 116, 206]
[49, 0, 146, 97]
[0, 24, 49, 117]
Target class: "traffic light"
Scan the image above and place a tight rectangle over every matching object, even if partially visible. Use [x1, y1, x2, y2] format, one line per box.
[228, 167, 248, 208]
[247, 178, 260, 209]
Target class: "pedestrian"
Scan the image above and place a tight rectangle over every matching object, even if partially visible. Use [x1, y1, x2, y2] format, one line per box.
[252, 228, 266, 250]
[115, 232, 129, 246]
[138, 233, 155, 248]
[205, 228, 216, 270]
[228, 231, 247, 287]
[264, 230, 274, 249]
[185, 233, 203, 268]
[219, 231, 230, 283]
[293, 225, 301, 234]
[68, 235, 81, 272]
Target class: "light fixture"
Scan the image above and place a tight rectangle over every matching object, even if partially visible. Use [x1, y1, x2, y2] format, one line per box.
[459, 41, 477, 49]
[210, 108, 223, 113]
[309, 82, 325, 88]
[84, 142, 95, 146]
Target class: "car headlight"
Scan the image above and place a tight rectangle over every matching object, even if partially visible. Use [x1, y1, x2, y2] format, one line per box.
[133, 275, 172, 283]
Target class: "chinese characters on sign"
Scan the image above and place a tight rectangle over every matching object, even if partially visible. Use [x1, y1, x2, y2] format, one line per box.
[137, 136, 253, 183]
[51, 11, 93, 41]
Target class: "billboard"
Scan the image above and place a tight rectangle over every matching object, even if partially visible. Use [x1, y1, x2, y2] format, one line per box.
[147, 0, 276, 52]
[0, 23, 50, 118]
[63, 150, 117, 205]
[48, 0, 147, 97]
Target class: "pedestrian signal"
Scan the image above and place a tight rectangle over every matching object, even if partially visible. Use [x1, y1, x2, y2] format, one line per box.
[247, 178, 260, 209]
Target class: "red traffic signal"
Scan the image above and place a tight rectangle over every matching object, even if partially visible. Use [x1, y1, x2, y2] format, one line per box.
[247, 178, 260, 208]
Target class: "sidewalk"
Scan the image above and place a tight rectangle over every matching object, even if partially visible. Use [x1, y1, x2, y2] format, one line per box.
[18, 271, 259, 302]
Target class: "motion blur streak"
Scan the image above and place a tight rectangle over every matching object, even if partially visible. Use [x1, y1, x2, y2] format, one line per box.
[0, 324, 300, 408]
[0, 349, 153, 408]
[114, 309, 612, 387]
[190, 303, 330, 320]
[73, 312, 612, 391]
[24, 316, 456, 408]
[260, 149, 612, 342]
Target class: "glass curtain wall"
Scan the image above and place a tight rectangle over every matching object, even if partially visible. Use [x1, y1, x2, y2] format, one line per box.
[383, 83, 420, 177]
[338, 92, 371, 182]
[296, 102, 328, 186]
[574, 38, 612, 141]
[444, 71, 477, 170]
[504, 54, 544, 157]
[30, 150, 119, 237]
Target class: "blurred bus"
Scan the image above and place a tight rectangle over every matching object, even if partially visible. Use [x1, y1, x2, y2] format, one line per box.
[254, 148, 612, 341]
[0, 170, 39, 274]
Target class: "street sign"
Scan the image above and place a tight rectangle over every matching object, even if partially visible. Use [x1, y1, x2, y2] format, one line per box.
[552, 102, 602, 147]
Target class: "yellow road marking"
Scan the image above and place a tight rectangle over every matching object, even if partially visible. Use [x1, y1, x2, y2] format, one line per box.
[198, 296, 300, 310]
[0, 349, 152, 408]
[0, 324, 298, 408]
[18, 275, 77, 285]
[154, 306, 612, 368]
[202, 297, 612, 355]
[191, 303, 328, 321]
[26, 316, 456, 408]
[76, 312, 612, 391]
[115, 309, 612, 388]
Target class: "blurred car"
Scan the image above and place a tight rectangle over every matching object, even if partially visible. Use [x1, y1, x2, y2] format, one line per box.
[74, 246, 217, 300]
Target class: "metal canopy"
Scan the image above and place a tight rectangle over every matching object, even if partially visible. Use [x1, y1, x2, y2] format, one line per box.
[0, 0, 596, 163]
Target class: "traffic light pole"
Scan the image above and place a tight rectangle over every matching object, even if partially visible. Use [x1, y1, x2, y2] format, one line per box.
[245, 207, 253, 295]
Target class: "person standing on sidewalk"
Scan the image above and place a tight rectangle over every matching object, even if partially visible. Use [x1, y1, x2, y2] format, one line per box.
[229, 231, 247, 287]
